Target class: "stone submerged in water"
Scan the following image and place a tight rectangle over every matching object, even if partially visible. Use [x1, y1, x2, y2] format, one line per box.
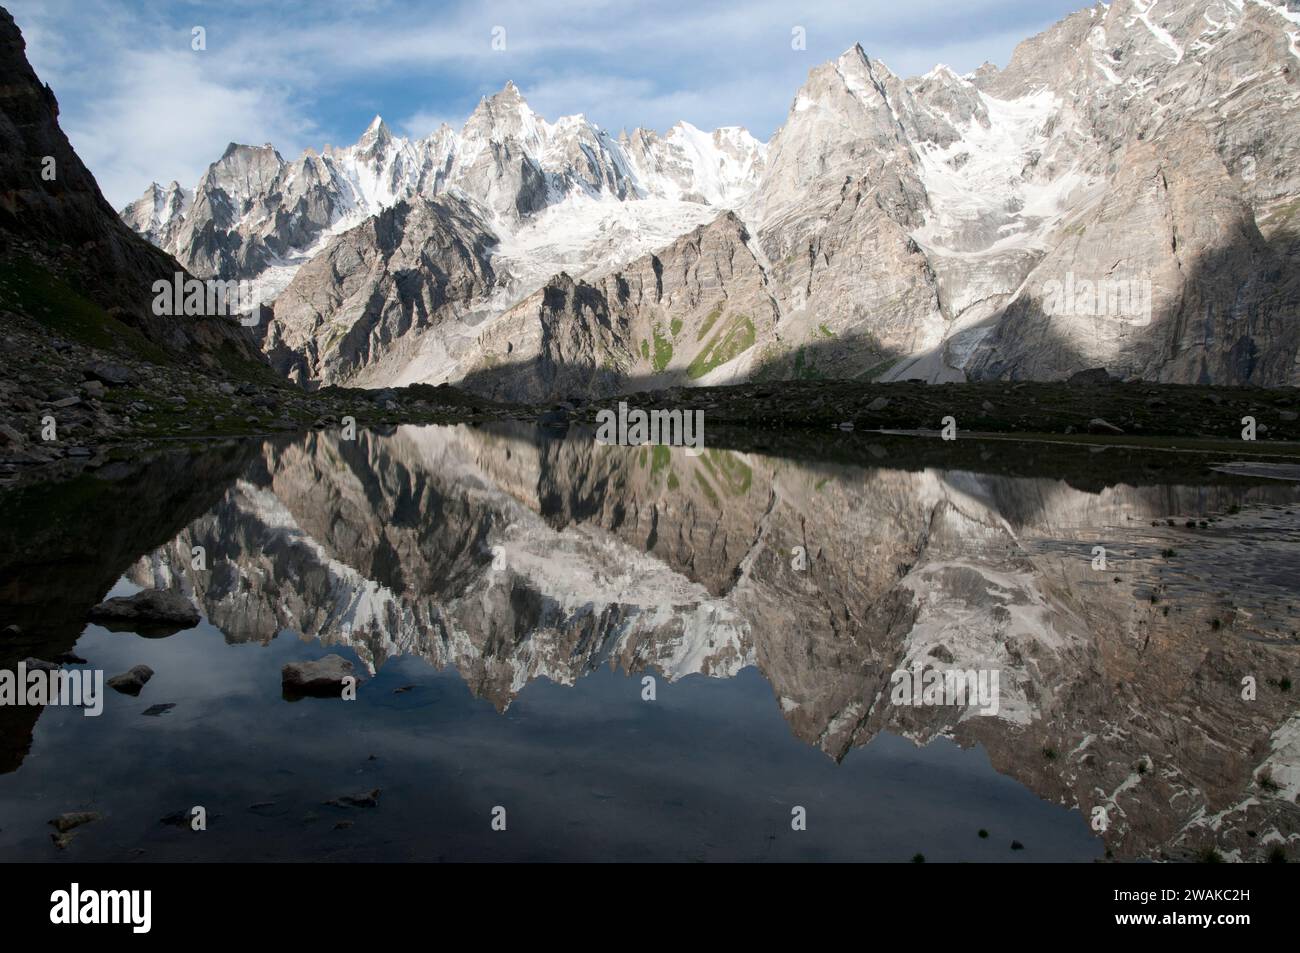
[88, 589, 199, 633]
[107, 664, 154, 696]
[282, 654, 357, 698]
[325, 788, 381, 808]
[49, 811, 102, 833]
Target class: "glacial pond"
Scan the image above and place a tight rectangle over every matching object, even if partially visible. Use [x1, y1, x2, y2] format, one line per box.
[1, 423, 1298, 862]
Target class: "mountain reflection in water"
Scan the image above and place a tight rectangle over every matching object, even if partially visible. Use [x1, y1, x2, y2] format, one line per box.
[1, 423, 1298, 862]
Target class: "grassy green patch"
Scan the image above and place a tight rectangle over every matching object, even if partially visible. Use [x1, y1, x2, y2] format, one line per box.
[696, 305, 722, 342]
[818, 323, 835, 338]
[652, 324, 674, 373]
[705, 449, 752, 496]
[687, 313, 755, 379]
[0, 258, 170, 364]
[670, 317, 683, 337]
[651, 443, 672, 477]
[640, 339, 650, 360]
[693, 469, 720, 506]
[792, 346, 826, 381]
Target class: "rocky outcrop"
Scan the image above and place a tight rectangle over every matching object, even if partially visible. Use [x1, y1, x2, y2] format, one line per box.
[106, 664, 154, 696]
[967, 123, 1300, 384]
[462, 211, 781, 400]
[119, 180, 191, 250]
[261, 195, 497, 388]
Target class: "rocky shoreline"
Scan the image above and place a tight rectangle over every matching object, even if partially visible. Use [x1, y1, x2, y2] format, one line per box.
[4, 306, 1300, 492]
[0, 302, 515, 489]
[4, 262, 1298, 493]
[575, 372, 1300, 446]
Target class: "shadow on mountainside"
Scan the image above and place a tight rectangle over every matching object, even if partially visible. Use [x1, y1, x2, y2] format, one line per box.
[968, 223, 1300, 387]
[456, 213, 1300, 403]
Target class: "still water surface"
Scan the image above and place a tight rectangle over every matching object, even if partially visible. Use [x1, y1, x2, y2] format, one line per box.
[1, 423, 1297, 861]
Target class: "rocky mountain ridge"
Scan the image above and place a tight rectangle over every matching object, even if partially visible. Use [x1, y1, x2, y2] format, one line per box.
[118, 0, 1300, 394]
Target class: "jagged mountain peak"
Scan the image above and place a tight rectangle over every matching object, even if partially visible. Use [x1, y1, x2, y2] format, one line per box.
[468, 80, 538, 124]
[219, 141, 281, 161]
[357, 114, 393, 146]
[839, 41, 869, 63]
[917, 63, 968, 86]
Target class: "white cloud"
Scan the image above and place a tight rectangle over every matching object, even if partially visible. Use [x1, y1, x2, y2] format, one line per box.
[6, 0, 1087, 205]
[63, 49, 317, 207]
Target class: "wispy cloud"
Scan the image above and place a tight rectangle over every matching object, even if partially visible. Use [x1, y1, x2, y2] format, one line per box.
[5, 0, 1090, 206]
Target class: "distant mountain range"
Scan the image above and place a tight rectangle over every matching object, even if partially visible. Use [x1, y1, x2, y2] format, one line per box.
[104, 1, 1300, 394]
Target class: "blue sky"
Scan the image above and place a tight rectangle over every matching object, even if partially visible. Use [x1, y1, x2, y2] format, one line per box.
[8, 0, 1090, 207]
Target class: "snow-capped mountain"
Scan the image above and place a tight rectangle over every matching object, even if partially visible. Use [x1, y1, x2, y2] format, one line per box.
[124, 81, 766, 305]
[122, 0, 1300, 392]
[118, 179, 192, 249]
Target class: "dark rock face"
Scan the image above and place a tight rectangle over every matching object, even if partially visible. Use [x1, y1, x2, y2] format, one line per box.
[0, 9, 265, 368]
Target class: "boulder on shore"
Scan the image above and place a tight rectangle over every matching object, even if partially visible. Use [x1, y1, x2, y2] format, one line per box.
[1087, 418, 1125, 435]
[82, 361, 134, 387]
[1067, 367, 1115, 386]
